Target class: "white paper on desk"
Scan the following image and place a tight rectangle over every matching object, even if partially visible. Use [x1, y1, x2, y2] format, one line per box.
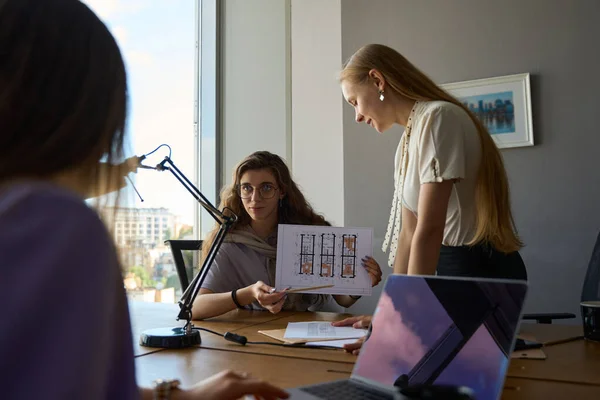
[275, 224, 373, 296]
[283, 322, 367, 339]
[305, 338, 359, 348]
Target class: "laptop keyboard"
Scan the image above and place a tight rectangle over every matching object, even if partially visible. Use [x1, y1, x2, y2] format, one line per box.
[301, 380, 394, 400]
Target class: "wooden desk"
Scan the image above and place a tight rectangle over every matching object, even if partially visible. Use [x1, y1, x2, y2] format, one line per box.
[198, 311, 358, 363]
[129, 302, 180, 356]
[136, 351, 600, 399]
[135, 348, 353, 389]
[132, 303, 600, 398]
[508, 323, 600, 386]
[129, 302, 298, 356]
[519, 322, 584, 343]
[502, 377, 600, 399]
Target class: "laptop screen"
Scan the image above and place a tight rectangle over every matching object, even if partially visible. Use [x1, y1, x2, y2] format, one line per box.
[353, 275, 527, 400]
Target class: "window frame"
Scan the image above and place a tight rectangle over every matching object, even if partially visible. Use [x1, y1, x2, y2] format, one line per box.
[195, 0, 221, 239]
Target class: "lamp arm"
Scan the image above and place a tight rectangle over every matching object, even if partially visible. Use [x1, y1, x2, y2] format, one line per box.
[142, 156, 238, 332]
[177, 216, 234, 331]
[156, 157, 225, 224]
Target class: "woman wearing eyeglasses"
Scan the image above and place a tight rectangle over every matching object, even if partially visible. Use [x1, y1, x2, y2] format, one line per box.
[191, 151, 382, 319]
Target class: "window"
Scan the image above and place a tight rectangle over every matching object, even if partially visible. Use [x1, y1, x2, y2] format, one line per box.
[84, 0, 219, 303]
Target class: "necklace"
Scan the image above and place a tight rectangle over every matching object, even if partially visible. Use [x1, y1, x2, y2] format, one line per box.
[382, 100, 420, 267]
[399, 100, 420, 193]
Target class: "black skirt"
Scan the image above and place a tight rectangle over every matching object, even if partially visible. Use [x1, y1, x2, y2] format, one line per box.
[436, 244, 527, 281]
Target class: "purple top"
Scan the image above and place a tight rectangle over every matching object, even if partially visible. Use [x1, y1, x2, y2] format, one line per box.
[0, 183, 138, 400]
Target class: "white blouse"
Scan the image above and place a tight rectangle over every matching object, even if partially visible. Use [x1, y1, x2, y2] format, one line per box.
[382, 100, 482, 268]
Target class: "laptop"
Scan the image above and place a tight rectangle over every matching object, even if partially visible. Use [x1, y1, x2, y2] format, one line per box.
[287, 274, 528, 400]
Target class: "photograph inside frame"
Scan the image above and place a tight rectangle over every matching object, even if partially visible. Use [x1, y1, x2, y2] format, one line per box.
[441, 73, 534, 149]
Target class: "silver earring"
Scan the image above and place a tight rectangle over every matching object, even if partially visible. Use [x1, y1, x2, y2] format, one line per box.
[379, 90, 385, 101]
[279, 198, 283, 208]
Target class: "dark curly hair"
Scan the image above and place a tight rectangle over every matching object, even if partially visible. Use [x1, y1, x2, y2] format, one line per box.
[202, 151, 329, 258]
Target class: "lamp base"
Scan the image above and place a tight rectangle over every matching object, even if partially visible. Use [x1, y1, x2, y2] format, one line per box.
[140, 327, 201, 349]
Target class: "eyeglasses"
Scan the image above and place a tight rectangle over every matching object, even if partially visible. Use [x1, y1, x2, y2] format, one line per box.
[238, 183, 279, 199]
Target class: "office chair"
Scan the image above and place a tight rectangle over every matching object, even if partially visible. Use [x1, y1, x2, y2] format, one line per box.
[165, 239, 203, 292]
[521, 312, 575, 324]
[519, 230, 600, 324]
[581, 230, 600, 303]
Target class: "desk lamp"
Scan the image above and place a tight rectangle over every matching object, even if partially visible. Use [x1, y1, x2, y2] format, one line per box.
[136, 155, 237, 349]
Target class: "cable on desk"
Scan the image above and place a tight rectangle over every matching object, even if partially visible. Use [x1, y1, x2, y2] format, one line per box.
[192, 327, 345, 350]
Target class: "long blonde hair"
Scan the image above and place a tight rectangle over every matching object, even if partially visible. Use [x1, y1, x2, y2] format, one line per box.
[340, 44, 522, 253]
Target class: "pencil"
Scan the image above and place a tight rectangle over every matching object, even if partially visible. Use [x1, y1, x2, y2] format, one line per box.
[285, 284, 334, 293]
[327, 369, 353, 374]
[543, 335, 584, 347]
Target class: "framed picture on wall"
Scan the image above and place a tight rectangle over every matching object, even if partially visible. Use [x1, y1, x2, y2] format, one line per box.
[441, 73, 534, 149]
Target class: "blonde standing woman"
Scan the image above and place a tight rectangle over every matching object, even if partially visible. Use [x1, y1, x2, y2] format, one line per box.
[340, 43, 526, 280]
[333, 44, 527, 353]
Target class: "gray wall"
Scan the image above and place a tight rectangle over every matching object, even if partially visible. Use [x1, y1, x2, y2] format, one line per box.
[341, 0, 600, 320]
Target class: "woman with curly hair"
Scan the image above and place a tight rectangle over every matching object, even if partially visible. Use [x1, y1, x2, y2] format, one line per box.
[192, 151, 382, 319]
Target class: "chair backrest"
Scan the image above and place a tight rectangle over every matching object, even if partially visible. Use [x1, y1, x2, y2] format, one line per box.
[519, 231, 600, 325]
[165, 240, 203, 292]
[582, 231, 600, 302]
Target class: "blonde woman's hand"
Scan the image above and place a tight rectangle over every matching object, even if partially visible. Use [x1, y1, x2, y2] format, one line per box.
[342, 337, 366, 355]
[331, 315, 372, 329]
[251, 281, 287, 314]
[361, 256, 382, 287]
[331, 316, 372, 356]
[181, 370, 289, 400]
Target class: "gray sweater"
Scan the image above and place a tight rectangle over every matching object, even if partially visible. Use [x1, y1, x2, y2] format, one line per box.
[201, 227, 328, 311]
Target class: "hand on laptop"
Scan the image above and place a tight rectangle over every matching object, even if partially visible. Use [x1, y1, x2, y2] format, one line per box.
[331, 315, 372, 355]
[184, 369, 289, 400]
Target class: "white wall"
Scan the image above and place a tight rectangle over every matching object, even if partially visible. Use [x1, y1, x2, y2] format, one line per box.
[221, 0, 345, 226]
[290, 0, 344, 226]
[288, 1, 396, 315]
[220, 0, 347, 313]
[220, 0, 291, 184]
